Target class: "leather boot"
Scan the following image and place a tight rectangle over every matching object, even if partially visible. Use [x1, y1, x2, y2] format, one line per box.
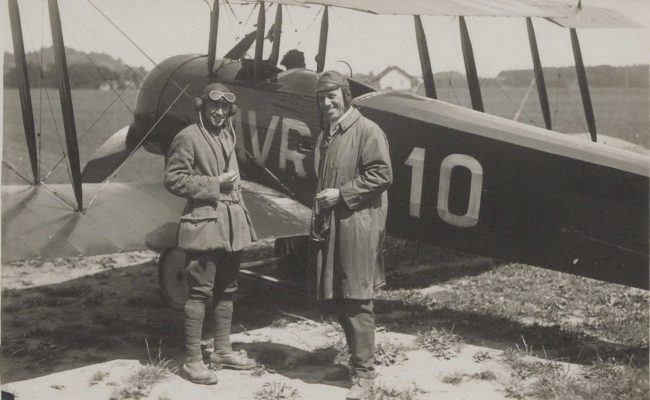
[182, 360, 218, 385]
[210, 349, 256, 370]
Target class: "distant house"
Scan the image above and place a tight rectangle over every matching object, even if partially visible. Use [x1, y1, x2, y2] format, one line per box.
[373, 66, 420, 90]
[99, 80, 118, 91]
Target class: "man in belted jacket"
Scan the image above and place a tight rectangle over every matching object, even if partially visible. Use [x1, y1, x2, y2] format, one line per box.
[165, 82, 257, 385]
[312, 71, 393, 399]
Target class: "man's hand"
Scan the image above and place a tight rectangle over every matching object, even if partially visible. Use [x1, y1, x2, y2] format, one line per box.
[218, 171, 238, 192]
[315, 188, 341, 209]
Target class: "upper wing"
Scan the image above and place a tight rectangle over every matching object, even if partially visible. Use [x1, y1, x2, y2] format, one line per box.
[303, 0, 576, 17]
[1, 180, 309, 262]
[254, 0, 641, 28]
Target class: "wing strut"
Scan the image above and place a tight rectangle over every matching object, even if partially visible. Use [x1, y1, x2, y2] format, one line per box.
[570, 28, 597, 142]
[253, 1, 266, 84]
[459, 17, 483, 112]
[526, 17, 552, 130]
[48, 0, 83, 211]
[413, 15, 436, 99]
[207, 0, 219, 74]
[316, 6, 329, 72]
[267, 4, 283, 66]
[8, 0, 39, 184]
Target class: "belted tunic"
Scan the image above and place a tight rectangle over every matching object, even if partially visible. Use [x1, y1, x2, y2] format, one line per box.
[165, 123, 256, 252]
[313, 107, 393, 300]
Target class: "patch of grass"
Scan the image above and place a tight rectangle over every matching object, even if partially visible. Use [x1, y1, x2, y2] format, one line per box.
[254, 382, 300, 400]
[89, 371, 110, 386]
[442, 372, 464, 385]
[38, 284, 93, 297]
[426, 263, 649, 347]
[110, 339, 176, 400]
[416, 326, 463, 359]
[469, 370, 497, 381]
[368, 382, 429, 400]
[22, 296, 72, 308]
[500, 340, 649, 400]
[502, 341, 562, 381]
[473, 350, 492, 363]
[374, 340, 408, 366]
[82, 288, 107, 306]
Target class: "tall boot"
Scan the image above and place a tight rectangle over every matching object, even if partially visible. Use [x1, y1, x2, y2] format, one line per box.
[209, 299, 255, 370]
[185, 298, 205, 362]
[212, 299, 233, 355]
[183, 298, 218, 384]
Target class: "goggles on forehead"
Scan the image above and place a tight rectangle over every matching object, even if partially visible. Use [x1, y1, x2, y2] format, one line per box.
[207, 90, 236, 103]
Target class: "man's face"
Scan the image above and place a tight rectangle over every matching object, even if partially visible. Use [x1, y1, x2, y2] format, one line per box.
[317, 88, 346, 123]
[203, 100, 230, 128]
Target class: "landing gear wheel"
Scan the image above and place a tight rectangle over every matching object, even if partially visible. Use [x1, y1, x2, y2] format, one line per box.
[274, 236, 309, 282]
[158, 247, 189, 309]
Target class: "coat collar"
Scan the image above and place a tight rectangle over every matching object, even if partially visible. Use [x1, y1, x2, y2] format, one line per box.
[330, 107, 361, 135]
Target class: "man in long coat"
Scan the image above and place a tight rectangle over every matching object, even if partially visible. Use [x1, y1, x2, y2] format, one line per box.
[165, 82, 257, 384]
[312, 71, 393, 399]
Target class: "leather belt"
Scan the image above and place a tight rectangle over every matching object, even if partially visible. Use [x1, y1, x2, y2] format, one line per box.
[216, 191, 240, 203]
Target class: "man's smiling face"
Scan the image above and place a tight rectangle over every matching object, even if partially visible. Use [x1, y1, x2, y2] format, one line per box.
[318, 88, 346, 123]
[203, 100, 230, 128]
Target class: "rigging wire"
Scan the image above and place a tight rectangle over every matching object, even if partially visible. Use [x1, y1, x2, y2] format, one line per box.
[2, 161, 34, 185]
[85, 0, 193, 102]
[484, 76, 537, 125]
[42, 82, 135, 183]
[40, 1, 143, 181]
[59, 3, 136, 114]
[86, 84, 191, 209]
[39, 181, 78, 210]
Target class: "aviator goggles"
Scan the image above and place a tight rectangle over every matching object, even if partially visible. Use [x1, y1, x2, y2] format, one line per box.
[206, 90, 236, 103]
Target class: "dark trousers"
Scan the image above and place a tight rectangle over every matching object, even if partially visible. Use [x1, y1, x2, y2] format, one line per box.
[184, 250, 241, 362]
[335, 299, 376, 378]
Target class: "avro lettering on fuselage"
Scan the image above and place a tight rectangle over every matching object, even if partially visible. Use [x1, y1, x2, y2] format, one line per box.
[233, 110, 314, 179]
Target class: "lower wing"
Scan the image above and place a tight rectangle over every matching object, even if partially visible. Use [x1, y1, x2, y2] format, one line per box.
[1, 180, 310, 262]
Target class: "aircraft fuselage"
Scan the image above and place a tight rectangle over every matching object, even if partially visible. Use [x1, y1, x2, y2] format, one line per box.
[132, 55, 649, 288]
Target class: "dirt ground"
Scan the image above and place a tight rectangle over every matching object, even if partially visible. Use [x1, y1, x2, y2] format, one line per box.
[0, 247, 645, 399]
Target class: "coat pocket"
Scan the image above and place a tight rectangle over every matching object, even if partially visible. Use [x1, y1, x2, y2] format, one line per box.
[181, 202, 219, 222]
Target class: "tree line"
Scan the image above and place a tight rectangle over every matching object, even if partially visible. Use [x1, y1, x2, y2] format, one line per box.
[3, 61, 146, 90]
[496, 65, 649, 88]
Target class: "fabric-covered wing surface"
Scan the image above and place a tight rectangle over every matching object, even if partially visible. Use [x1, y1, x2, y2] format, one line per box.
[1, 181, 309, 262]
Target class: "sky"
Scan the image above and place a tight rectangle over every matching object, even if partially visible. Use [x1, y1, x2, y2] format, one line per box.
[2, 0, 649, 78]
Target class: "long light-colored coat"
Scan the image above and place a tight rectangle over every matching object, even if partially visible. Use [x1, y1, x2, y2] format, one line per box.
[165, 123, 256, 252]
[312, 107, 393, 300]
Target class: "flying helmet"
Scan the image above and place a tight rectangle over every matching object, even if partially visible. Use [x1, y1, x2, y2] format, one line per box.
[194, 82, 238, 116]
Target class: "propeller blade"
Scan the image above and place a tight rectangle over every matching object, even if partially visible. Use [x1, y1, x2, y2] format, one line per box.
[81, 124, 138, 183]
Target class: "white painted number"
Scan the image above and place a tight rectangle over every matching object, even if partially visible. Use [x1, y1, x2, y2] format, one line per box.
[405, 149, 483, 228]
[437, 154, 483, 228]
[405, 147, 425, 217]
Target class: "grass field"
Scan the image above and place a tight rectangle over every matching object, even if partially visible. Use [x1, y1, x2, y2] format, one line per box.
[2, 85, 649, 185]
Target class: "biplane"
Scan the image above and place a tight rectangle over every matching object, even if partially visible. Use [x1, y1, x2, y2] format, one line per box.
[4, 0, 648, 309]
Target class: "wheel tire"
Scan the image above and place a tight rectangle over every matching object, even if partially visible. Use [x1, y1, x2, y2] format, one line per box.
[158, 247, 189, 309]
[274, 236, 309, 281]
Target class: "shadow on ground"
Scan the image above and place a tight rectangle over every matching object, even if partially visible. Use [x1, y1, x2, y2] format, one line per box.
[2, 252, 646, 386]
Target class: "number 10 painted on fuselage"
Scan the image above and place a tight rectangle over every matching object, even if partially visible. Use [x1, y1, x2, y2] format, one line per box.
[405, 147, 483, 228]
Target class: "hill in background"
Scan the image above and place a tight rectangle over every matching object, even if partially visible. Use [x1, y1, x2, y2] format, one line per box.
[3, 46, 147, 90]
